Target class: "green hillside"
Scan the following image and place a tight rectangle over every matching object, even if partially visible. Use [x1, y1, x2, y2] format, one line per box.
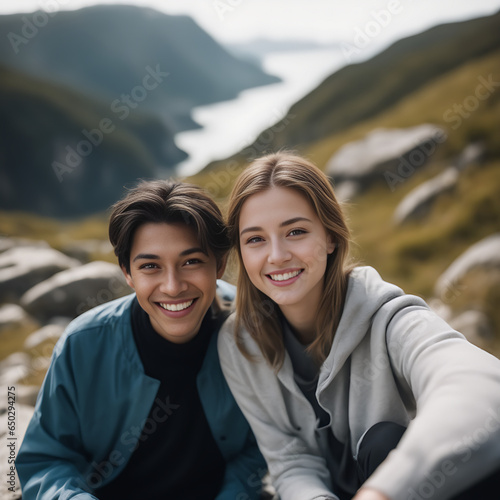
[194, 11, 500, 187]
[186, 13, 500, 355]
[0, 64, 185, 217]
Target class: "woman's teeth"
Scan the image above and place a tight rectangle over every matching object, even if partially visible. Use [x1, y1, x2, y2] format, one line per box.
[269, 270, 301, 281]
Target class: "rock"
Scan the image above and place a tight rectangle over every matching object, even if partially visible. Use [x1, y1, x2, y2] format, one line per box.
[20, 261, 131, 321]
[435, 234, 500, 299]
[393, 167, 459, 224]
[0, 236, 49, 254]
[0, 245, 80, 302]
[326, 124, 446, 195]
[449, 309, 493, 350]
[61, 239, 114, 263]
[332, 180, 361, 202]
[24, 320, 70, 350]
[0, 304, 37, 333]
[455, 142, 485, 170]
[0, 353, 32, 386]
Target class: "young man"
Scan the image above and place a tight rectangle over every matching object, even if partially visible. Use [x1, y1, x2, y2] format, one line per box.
[16, 180, 266, 500]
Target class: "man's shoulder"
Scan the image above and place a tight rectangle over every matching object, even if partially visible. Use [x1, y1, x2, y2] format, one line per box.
[60, 293, 136, 345]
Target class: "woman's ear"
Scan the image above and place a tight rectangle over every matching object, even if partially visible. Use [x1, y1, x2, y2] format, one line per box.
[327, 235, 336, 255]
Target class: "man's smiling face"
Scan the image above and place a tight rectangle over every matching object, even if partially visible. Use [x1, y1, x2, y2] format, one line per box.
[122, 222, 223, 343]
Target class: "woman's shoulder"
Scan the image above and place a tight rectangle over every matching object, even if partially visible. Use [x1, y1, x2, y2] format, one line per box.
[218, 312, 263, 357]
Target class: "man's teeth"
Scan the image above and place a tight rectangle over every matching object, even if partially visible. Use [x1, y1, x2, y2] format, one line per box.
[269, 270, 301, 281]
[159, 300, 194, 312]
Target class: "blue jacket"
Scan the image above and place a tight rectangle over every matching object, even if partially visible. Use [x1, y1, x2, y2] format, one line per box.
[17, 291, 266, 499]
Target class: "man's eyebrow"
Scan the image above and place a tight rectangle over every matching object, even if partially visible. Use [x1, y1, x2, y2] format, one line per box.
[240, 217, 312, 236]
[133, 253, 159, 262]
[132, 248, 208, 262]
[179, 247, 208, 257]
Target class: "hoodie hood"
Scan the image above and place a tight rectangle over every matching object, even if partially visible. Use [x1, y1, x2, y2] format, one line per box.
[319, 266, 405, 386]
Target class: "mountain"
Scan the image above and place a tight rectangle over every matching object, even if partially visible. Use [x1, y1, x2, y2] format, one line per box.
[0, 4, 281, 218]
[198, 10, 500, 176]
[188, 11, 500, 332]
[0, 4, 280, 134]
[0, 64, 185, 218]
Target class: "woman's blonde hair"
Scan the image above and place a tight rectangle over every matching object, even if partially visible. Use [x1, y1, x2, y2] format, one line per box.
[227, 152, 353, 369]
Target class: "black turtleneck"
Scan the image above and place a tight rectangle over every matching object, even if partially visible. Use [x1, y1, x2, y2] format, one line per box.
[95, 298, 226, 500]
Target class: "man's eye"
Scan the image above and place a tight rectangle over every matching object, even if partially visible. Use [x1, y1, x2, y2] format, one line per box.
[140, 263, 158, 270]
[185, 259, 202, 265]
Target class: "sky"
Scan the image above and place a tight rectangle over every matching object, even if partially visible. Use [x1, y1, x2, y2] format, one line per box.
[1, 0, 500, 47]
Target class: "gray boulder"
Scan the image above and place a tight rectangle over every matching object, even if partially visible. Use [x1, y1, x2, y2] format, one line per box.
[0, 304, 37, 333]
[20, 261, 131, 321]
[24, 319, 70, 350]
[449, 309, 493, 350]
[0, 352, 32, 386]
[393, 167, 459, 225]
[455, 142, 485, 170]
[326, 124, 446, 198]
[0, 236, 49, 254]
[0, 245, 80, 302]
[435, 234, 500, 299]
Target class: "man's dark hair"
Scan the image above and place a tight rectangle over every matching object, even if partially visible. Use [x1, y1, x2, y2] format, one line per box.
[109, 180, 230, 273]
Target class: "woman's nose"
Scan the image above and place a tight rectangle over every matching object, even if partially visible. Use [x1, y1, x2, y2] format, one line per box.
[267, 239, 291, 265]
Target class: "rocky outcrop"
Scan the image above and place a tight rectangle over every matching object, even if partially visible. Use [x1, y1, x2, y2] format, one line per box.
[24, 320, 70, 350]
[326, 124, 446, 199]
[393, 167, 459, 224]
[0, 304, 38, 333]
[435, 234, 500, 299]
[20, 261, 131, 322]
[0, 246, 80, 302]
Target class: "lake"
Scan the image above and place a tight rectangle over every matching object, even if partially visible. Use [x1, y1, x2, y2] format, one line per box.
[174, 47, 347, 177]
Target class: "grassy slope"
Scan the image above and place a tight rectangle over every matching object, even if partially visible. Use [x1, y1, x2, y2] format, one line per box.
[2, 36, 500, 360]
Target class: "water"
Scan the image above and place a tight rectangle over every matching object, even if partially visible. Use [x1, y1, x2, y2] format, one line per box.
[175, 47, 345, 177]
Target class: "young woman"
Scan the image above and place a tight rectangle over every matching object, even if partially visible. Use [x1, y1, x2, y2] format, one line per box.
[218, 152, 500, 500]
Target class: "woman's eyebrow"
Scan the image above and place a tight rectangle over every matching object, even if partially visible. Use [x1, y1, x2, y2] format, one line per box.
[240, 217, 311, 236]
[279, 217, 311, 227]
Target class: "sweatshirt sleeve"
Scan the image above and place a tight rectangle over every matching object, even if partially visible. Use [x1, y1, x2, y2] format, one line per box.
[16, 337, 98, 500]
[364, 300, 500, 500]
[216, 429, 267, 500]
[217, 315, 339, 500]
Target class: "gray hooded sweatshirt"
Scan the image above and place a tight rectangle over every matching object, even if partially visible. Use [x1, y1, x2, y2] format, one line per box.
[218, 266, 500, 500]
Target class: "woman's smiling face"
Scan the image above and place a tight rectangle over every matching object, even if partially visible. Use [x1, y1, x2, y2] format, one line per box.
[238, 186, 335, 329]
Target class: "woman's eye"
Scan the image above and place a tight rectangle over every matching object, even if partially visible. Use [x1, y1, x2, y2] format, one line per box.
[289, 229, 306, 236]
[246, 236, 263, 244]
